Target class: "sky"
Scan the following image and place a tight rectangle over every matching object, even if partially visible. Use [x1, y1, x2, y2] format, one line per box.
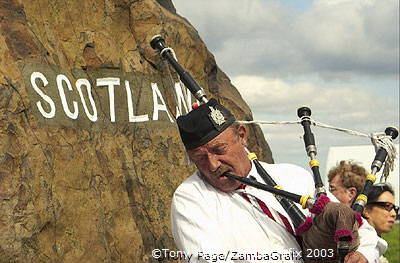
[172, 0, 399, 179]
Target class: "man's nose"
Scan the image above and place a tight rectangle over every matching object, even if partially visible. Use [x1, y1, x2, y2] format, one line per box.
[207, 153, 221, 172]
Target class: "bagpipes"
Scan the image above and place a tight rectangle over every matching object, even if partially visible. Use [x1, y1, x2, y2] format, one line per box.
[150, 35, 398, 263]
[352, 127, 398, 213]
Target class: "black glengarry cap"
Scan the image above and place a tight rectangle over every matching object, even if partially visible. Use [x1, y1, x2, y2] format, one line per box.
[177, 98, 236, 150]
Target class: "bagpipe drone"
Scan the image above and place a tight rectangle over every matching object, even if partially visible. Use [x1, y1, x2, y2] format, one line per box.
[149, 35, 399, 263]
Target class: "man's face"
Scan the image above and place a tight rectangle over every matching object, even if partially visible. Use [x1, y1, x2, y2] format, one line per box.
[187, 126, 251, 192]
[329, 174, 353, 206]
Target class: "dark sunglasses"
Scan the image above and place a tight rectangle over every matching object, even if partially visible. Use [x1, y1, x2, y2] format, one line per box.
[367, 201, 399, 214]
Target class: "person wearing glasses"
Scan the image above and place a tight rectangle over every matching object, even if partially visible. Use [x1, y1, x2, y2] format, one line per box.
[327, 160, 367, 206]
[364, 183, 398, 234]
[363, 183, 398, 263]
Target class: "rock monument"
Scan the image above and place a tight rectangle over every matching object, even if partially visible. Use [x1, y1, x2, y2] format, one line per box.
[0, 0, 273, 262]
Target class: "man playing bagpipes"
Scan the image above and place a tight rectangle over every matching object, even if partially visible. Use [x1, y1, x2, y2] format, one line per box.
[170, 99, 379, 263]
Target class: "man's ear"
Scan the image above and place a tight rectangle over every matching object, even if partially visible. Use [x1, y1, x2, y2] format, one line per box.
[348, 187, 358, 201]
[237, 125, 248, 145]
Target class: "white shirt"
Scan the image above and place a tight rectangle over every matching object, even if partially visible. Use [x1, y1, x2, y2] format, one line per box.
[171, 162, 314, 263]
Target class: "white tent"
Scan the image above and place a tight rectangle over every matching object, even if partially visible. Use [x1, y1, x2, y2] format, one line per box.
[325, 144, 399, 206]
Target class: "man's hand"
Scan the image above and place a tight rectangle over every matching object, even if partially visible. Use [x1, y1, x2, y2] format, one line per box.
[345, 251, 368, 263]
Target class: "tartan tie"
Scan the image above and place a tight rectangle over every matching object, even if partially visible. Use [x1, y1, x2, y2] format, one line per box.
[238, 184, 295, 236]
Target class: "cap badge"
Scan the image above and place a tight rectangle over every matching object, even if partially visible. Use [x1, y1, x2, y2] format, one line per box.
[208, 106, 226, 126]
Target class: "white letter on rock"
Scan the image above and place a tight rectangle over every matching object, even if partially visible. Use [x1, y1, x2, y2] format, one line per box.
[30, 72, 56, 118]
[56, 74, 79, 119]
[174, 82, 192, 117]
[96, 77, 120, 122]
[151, 83, 173, 122]
[76, 78, 98, 122]
[125, 80, 149, 122]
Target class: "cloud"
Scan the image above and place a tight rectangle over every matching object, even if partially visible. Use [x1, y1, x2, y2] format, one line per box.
[231, 75, 398, 132]
[293, 0, 399, 77]
[173, 0, 399, 79]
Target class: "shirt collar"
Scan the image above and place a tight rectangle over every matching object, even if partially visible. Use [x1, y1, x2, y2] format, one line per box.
[248, 160, 266, 183]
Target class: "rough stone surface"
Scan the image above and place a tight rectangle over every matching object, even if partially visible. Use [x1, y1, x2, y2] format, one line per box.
[0, 0, 273, 262]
